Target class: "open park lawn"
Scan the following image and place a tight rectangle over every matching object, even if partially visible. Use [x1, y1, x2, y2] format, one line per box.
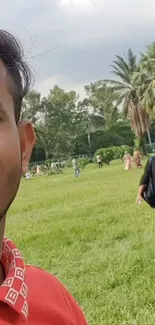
[6, 162, 155, 325]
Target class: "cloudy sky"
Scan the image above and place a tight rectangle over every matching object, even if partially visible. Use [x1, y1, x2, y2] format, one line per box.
[1, 0, 155, 97]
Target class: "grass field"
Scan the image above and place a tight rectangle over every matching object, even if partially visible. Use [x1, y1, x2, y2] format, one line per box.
[5, 161, 155, 325]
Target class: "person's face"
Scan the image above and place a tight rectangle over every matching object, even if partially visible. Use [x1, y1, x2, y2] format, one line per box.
[0, 60, 36, 218]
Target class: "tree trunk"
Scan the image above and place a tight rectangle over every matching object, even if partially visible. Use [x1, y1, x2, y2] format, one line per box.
[87, 132, 92, 158]
[147, 127, 152, 147]
[44, 147, 49, 160]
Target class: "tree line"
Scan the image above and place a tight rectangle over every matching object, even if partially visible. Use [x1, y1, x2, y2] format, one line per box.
[22, 43, 155, 162]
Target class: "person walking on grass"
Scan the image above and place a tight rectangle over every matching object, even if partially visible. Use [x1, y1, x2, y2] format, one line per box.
[31, 164, 36, 177]
[133, 148, 142, 168]
[123, 151, 132, 171]
[36, 164, 41, 177]
[0, 30, 87, 325]
[72, 157, 80, 177]
[25, 167, 30, 180]
[96, 154, 103, 168]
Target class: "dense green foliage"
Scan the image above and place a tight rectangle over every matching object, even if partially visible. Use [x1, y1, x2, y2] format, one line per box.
[22, 43, 155, 163]
[95, 145, 133, 164]
[25, 87, 135, 162]
[78, 157, 90, 169]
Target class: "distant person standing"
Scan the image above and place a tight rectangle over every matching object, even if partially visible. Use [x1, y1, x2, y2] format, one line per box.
[32, 164, 36, 177]
[25, 166, 31, 179]
[72, 158, 80, 177]
[96, 154, 103, 168]
[123, 151, 132, 170]
[25, 171, 30, 179]
[134, 148, 142, 168]
[36, 165, 41, 177]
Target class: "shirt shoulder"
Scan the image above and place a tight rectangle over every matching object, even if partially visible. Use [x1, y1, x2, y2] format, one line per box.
[25, 265, 87, 325]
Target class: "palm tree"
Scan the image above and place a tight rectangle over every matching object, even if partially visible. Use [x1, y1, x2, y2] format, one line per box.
[140, 43, 155, 76]
[133, 43, 155, 145]
[104, 49, 150, 141]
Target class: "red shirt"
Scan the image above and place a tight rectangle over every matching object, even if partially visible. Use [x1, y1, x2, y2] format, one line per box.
[0, 238, 87, 324]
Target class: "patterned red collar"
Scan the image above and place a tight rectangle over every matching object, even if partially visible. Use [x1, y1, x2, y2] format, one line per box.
[0, 237, 28, 321]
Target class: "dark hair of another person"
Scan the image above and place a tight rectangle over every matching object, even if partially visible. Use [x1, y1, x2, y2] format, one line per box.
[0, 30, 32, 122]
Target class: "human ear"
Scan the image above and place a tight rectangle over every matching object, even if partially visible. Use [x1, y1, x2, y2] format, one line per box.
[18, 120, 36, 174]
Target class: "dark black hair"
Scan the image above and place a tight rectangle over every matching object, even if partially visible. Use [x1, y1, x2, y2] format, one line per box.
[0, 30, 32, 122]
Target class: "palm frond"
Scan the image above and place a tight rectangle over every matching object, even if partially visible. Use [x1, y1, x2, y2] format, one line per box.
[128, 49, 137, 71]
[103, 79, 124, 85]
[112, 58, 130, 83]
[115, 55, 130, 73]
[104, 79, 131, 89]
[112, 70, 130, 83]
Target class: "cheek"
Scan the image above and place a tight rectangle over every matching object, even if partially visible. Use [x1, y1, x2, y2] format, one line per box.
[0, 124, 22, 217]
[0, 125, 21, 165]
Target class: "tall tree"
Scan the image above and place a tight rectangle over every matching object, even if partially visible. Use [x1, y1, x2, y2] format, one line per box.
[104, 49, 150, 140]
[39, 86, 80, 159]
[77, 98, 104, 157]
[131, 43, 155, 145]
[140, 43, 155, 75]
[21, 90, 41, 123]
[77, 82, 122, 156]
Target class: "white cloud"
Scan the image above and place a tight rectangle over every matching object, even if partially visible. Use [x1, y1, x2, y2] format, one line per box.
[36, 76, 86, 99]
[0, 0, 155, 97]
[23, 0, 155, 48]
[58, 0, 95, 12]
[35, 76, 63, 97]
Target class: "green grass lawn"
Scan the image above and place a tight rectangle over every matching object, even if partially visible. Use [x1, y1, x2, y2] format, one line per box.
[6, 161, 155, 325]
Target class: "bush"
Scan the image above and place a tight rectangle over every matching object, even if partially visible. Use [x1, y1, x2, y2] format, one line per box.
[65, 160, 73, 168]
[145, 144, 153, 154]
[65, 157, 89, 169]
[44, 159, 52, 168]
[78, 157, 90, 170]
[47, 169, 62, 176]
[95, 145, 133, 165]
[134, 137, 146, 154]
[95, 148, 114, 165]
